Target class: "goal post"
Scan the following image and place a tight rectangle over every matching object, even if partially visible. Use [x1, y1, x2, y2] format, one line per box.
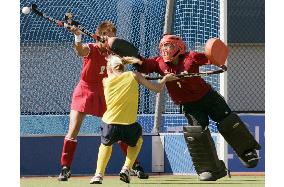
[152, 0, 175, 134]
[218, 0, 228, 167]
[151, 0, 175, 173]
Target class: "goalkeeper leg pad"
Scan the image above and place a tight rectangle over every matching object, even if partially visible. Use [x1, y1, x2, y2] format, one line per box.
[217, 113, 261, 168]
[183, 126, 228, 181]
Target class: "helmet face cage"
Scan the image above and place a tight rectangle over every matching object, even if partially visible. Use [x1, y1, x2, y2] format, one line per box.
[159, 35, 186, 62]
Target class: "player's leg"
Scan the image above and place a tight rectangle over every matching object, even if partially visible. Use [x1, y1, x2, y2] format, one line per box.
[58, 110, 86, 181]
[218, 113, 261, 168]
[183, 106, 228, 181]
[206, 90, 261, 168]
[117, 141, 149, 179]
[124, 137, 143, 170]
[119, 137, 143, 183]
[119, 122, 143, 183]
[183, 126, 228, 181]
[90, 144, 113, 184]
[90, 122, 118, 184]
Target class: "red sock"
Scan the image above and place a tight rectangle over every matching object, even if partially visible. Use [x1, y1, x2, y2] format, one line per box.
[118, 141, 139, 165]
[60, 137, 77, 168]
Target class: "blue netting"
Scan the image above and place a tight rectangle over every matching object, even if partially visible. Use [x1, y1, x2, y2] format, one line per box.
[20, 0, 166, 115]
[163, 0, 220, 133]
[20, 0, 221, 135]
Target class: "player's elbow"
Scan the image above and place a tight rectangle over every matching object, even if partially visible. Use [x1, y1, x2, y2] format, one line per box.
[74, 44, 89, 57]
[75, 49, 88, 57]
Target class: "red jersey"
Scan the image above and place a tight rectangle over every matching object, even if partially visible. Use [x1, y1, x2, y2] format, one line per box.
[70, 43, 108, 116]
[80, 43, 108, 85]
[139, 52, 212, 104]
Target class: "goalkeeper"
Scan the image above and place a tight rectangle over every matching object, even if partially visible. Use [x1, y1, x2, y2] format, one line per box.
[89, 55, 176, 184]
[133, 34, 261, 181]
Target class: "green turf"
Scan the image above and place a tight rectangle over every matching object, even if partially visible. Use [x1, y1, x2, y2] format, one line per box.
[20, 175, 264, 187]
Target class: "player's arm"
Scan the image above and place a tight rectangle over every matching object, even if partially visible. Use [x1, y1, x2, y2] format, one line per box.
[132, 56, 160, 74]
[190, 52, 227, 69]
[69, 26, 90, 57]
[133, 72, 178, 93]
[189, 52, 211, 66]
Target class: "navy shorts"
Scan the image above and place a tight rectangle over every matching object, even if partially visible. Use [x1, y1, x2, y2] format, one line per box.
[100, 122, 142, 147]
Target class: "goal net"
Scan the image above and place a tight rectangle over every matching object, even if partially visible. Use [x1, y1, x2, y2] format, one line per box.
[20, 0, 166, 134]
[20, 0, 226, 174]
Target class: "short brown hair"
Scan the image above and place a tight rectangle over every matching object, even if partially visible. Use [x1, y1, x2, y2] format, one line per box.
[96, 20, 117, 36]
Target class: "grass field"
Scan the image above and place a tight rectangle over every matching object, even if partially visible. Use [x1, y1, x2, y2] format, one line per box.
[20, 175, 265, 187]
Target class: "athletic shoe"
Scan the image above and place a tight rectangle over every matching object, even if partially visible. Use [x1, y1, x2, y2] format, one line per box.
[132, 163, 149, 179]
[119, 167, 131, 183]
[90, 173, 103, 184]
[129, 169, 136, 176]
[57, 166, 71, 181]
[199, 160, 229, 181]
[239, 149, 259, 168]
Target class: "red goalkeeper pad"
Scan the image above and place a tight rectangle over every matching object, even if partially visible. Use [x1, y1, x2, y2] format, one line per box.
[205, 38, 229, 66]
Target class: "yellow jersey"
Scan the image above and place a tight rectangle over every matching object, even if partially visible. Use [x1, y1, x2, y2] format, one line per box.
[102, 71, 139, 125]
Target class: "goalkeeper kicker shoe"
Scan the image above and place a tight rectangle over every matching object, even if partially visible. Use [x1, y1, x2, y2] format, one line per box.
[239, 149, 259, 168]
[119, 167, 131, 183]
[132, 163, 149, 179]
[58, 166, 71, 181]
[199, 161, 229, 181]
[90, 173, 103, 184]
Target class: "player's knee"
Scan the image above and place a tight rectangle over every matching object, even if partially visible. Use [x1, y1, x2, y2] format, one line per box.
[211, 110, 231, 123]
[184, 114, 208, 129]
[99, 143, 113, 153]
[100, 143, 112, 148]
[102, 140, 114, 146]
[135, 136, 143, 148]
[138, 136, 143, 144]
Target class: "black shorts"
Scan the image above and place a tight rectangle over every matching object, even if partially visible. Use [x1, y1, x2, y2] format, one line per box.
[100, 122, 142, 147]
[183, 89, 232, 128]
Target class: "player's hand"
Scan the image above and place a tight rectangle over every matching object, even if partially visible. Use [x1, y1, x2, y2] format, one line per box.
[163, 73, 179, 82]
[121, 56, 142, 65]
[69, 26, 81, 35]
[219, 65, 227, 70]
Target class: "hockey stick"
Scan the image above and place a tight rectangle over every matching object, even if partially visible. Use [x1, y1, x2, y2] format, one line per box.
[22, 4, 139, 57]
[27, 4, 103, 42]
[145, 65, 227, 80]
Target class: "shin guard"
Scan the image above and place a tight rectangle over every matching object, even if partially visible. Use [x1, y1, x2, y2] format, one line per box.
[218, 113, 261, 155]
[60, 138, 77, 167]
[218, 113, 261, 167]
[183, 126, 222, 174]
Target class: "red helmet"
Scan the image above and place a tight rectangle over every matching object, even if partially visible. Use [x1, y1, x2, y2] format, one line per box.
[159, 34, 186, 62]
